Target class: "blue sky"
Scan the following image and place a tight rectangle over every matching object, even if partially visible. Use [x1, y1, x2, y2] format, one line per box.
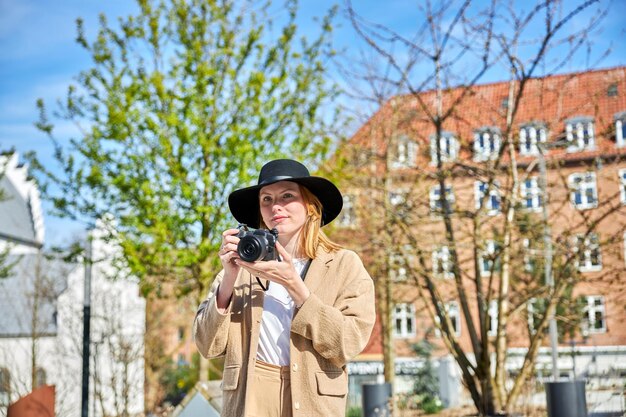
[1, 0, 624, 246]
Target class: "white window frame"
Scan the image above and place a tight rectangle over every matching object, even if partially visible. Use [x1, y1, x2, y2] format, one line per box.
[574, 233, 602, 272]
[566, 117, 595, 152]
[523, 238, 537, 272]
[430, 132, 459, 165]
[480, 240, 500, 277]
[393, 303, 416, 338]
[391, 135, 418, 169]
[615, 113, 626, 148]
[568, 172, 598, 210]
[337, 194, 356, 227]
[389, 189, 409, 207]
[583, 295, 607, 333]
[519, 123, 547, 156]
[475, 181, 501, 215]
[391, 245, 414, 282]
[619, 169, 626, 205]
[473, 128, 502, 161]
[432, 246, 454, 279]
[488, 300, 498, 337]
[520, 176, 542, 211]
[429, 184, 455, 215]
[434, 302, 461, 338]
[390, 252, 407, 282]
[448, 301, 461, 337]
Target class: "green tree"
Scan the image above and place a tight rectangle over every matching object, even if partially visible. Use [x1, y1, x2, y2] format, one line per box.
[31, 0, 339, 297]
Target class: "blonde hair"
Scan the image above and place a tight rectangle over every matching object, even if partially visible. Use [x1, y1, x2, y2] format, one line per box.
[259, 183, 342, 259]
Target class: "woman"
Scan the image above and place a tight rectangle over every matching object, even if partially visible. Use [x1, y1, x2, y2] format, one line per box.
[193, 159, 376, 417]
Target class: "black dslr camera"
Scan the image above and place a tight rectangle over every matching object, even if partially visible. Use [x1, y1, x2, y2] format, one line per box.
[236, 224, 279, 262]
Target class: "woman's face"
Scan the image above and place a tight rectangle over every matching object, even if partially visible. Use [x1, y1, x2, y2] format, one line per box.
[259, 181, 307, 243]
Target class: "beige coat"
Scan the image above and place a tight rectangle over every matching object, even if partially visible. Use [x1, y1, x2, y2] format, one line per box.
[193, 247, 376, 417]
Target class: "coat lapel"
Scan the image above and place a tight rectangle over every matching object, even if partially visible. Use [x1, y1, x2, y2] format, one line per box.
[303, 248, 334, 295]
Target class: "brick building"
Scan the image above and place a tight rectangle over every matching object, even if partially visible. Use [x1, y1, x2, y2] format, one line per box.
[331, 67, 626, 408]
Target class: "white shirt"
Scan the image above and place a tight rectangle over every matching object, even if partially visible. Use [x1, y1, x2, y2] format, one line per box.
[256, 258, 308, 366]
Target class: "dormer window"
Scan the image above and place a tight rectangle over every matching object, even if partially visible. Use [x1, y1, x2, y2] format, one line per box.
[615, 111, 626, 148]
[430, 132, 459, 165]
[391, 135, 418, 169]
[566, 116, 595, 152]
[473, 127, 501, 161]
[519, 122, 547, 156]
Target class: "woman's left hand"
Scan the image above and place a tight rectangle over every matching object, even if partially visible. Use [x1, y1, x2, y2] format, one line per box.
[235, 242, 311, 307]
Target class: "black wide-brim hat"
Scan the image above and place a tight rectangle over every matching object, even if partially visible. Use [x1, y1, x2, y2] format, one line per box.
[228, 159, 343, 228]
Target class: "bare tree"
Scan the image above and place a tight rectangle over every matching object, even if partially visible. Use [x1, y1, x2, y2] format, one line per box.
[331, 0, 623, 415]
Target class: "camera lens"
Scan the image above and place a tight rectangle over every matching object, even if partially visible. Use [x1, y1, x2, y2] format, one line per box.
[238, 235, 267, 262]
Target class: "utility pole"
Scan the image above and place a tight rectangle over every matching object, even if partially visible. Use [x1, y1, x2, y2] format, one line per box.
[538, 144, 559, 380]
[81, 232, 92, 417]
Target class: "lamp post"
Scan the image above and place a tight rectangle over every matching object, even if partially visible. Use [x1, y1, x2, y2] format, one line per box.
[537, 142, 559, 381]
[538, 140, 589, 417]
[81, 231, 93, 417]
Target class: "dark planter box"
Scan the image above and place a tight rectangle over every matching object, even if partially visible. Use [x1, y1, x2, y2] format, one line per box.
[362, 383, 392, 417]
[545, 380, 587, 417]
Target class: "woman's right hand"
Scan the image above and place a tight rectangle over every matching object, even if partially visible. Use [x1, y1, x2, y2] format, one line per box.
[215, 228, 242, 311]
[219, 228, 241, 279]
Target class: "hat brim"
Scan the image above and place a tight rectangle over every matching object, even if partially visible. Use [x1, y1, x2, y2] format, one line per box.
[228, 177, 343, 228]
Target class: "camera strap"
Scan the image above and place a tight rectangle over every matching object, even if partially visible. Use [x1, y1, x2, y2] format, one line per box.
[256, 258, 312, 291]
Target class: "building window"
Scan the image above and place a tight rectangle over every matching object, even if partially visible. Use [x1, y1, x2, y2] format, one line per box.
[0, 368, 10, 405]
[178, 327, 185, 342]
[488, 300, 498, 337]
[568, 172, 598, 210]
[519, 123, 547, 156]
[615, 112, 626, 148]
[619, 169, 626, 205]
[583, 296, 606, 333]
[523, 238, 538, 272]
[480, 240, 501, 277]
[337, 194, 356, 227]
[565, 117, 595, 151]
[448, 302, 461, 336]
[390, 252, 408, 282]
[389, 190, 406, 206]
[574, 233, 602, 272]
[389, 189, 410, 219]
[475, 181, 501, 215]
[432, 246, 454, 279]
[34, 367, 46, 388]
[391, 135, 418, 169]
[473, 127, 501, 161]
[393, 303, 416, 338]
[429, 184, 455, 215]
[430, 132, 459, 164]
[520, 177, 542, 211]
[434, 302, 461, 337]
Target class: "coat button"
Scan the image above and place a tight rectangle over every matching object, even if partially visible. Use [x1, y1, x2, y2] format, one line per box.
[294, 401, 300, 410]
[292, 363, 298, 372]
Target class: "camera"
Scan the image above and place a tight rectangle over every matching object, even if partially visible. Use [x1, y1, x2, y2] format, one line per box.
[236, 224, 279, 262]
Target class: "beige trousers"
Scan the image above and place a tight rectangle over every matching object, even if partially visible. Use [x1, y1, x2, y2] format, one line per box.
[246, 360, 292, 417]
